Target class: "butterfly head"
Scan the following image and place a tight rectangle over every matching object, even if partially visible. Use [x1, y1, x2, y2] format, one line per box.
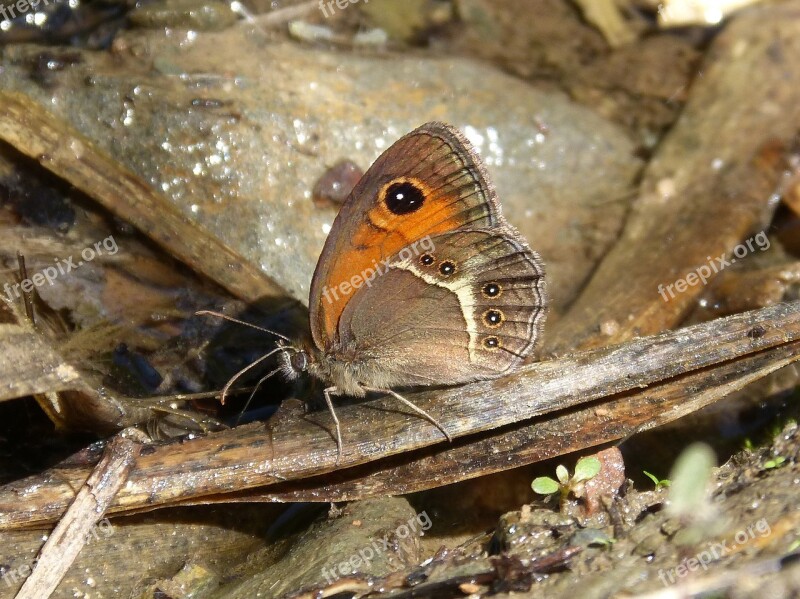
[275, 340, 312, 381]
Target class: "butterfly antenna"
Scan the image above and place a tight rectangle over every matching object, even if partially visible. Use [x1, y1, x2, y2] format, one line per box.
[196, 310, 292, 343]
[220, 346, 285, 405]
[236, 365, 285, 425]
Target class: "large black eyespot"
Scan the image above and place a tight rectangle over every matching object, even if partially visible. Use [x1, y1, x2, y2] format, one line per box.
[482, 283, 501, 298]
[420, 254, 434, 266]
[384, 181, 425, 215]
[483, 336, 500, 349]
[483, 309, 504, 327]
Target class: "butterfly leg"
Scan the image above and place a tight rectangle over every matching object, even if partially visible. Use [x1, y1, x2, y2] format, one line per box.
[362, 387, 452, 442]
[323, 386, 343, 461]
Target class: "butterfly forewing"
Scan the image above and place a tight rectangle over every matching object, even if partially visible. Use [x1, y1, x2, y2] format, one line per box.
[309, 123, 503, 351]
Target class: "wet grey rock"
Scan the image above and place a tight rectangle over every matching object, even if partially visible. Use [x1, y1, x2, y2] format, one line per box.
[0, 24, 641, 314]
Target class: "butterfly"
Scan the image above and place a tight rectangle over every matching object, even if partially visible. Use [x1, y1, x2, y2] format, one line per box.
[203, 122, 546, 457]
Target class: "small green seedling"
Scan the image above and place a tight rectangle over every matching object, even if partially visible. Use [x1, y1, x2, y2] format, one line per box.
[666, 442, 716, 521]
[531, 456, 602, 504]
[763, 456, 786, 469]
[588, 534, 615, 548]
[643, 470, 670, 490]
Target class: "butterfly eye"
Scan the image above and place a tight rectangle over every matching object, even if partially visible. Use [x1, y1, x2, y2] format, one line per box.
[383, 181, 425, 215]
[290, 351, 308, 372]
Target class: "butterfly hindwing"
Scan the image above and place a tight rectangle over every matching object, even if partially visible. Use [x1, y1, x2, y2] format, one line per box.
[337, 229, 545, 386]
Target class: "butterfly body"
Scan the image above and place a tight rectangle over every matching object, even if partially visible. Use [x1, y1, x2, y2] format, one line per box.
[312, 352, 393, 396]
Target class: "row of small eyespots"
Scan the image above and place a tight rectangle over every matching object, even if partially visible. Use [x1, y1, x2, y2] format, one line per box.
[420, 253, 456, 276]
[419, 253, 505, 350]
[481, 282, 504, 350]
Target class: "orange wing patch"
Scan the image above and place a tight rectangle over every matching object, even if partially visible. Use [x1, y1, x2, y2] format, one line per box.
[318, 178, 473, 347]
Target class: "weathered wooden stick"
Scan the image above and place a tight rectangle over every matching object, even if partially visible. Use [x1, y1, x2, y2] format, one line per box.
[13, 436, 140, 598]
[0, 300, 797, 529]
